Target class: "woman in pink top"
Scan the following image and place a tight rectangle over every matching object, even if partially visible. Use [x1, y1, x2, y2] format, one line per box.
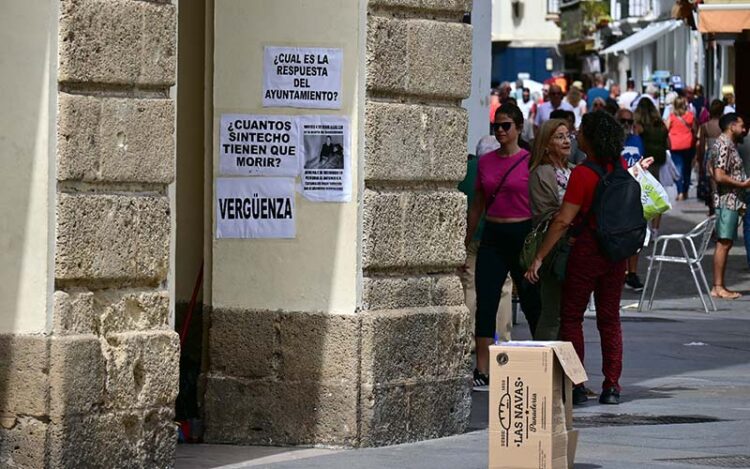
[667, 96, 697, 200]
[465, 103, 541, 390]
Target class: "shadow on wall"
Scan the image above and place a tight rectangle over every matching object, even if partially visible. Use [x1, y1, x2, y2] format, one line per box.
[0, 3, 55, 460]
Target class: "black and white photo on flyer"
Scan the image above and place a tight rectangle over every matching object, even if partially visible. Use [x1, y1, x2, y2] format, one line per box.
[298, 115, 351, 202]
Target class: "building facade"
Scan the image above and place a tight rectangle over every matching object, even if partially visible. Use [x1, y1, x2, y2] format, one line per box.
[599, 0, 698, 90]
[0, 0, 475, 467]
[491, 0, 563, 84]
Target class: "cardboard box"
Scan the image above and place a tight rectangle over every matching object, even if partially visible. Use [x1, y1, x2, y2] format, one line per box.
[488, 342, 587, 469]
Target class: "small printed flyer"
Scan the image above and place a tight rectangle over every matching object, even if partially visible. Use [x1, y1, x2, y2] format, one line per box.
[215, 177, 296, 239]
[219, 114, 299, 177]
[263, 46, 343, 109]
[297, 115, 351, 203]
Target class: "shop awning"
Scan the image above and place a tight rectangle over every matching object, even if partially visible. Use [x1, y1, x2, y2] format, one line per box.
[601, 20, 682, 55]
[698, 4, 750, 33]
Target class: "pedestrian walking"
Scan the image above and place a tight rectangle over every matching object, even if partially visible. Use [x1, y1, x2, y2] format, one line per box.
[525, 111, 651, 406]
[459, 135, 514, 352]
[697, 99, 725, 214]
[617, 108, 646, 292]
[710, 113, 750, 299]
[635, 97, 669, 238]
[564, 86, 586, 129]
[465, 103, 541, 391]
[722, 85, 736, 114]
[534, 84, 574, 137]
[528, 119, 574, 340]
[618, 79, 639, 110]
[691, 84, 708, 123]
[667, 97, 697, 201]
[586, 74, 608, 109]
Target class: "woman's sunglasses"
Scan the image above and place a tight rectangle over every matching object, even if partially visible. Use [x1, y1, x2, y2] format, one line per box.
[493, 122, 514, 132]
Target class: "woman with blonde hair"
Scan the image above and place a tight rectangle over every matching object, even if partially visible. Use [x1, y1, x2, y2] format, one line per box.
[564, 86, 586, 129]
[528, 119, 573, 340]
[667, 96, 697, 200]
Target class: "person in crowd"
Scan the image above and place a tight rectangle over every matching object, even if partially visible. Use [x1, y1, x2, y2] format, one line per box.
[667, 97, 697, 201]
[617, 108, 646, 291]
[550, 109, 586, 165]
[458, 135, 515, 349]
[635, 97, 669, 238]
[528, 119, 573, 340]
[618, 79, 639, 110]
[525, 111, 651, 406]
[710, 113, 750, 299]
[534, 84, 574, 137]
[466, 103, 541, 390]
[591, 97, 607, 113]
[697, 99, 725, 214]
[586, 74, 609, 109]
[498, 81, 512, 102]
[518, 87, 534, 120]
[489, 89, 501, 131]
[690, 85, 707, 123]
[631, 84, 659, 111]
[607, 83, 620, 110]
[722, 85, 736, 114]
[564, 85, 587, 129]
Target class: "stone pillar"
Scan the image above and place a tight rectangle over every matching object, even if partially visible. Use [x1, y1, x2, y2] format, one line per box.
[359, 0, 474, 445]
[202, 0, 473, 449]
[2, 1, 180, 467]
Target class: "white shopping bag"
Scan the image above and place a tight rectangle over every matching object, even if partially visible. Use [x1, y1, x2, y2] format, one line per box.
[628, 163, 672, 220]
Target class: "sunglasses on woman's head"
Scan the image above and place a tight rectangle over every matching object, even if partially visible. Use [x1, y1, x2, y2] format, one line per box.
[493, 122, 513, 132]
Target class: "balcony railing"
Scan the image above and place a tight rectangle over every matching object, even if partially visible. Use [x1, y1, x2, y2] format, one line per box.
[611, 0, 650, 20]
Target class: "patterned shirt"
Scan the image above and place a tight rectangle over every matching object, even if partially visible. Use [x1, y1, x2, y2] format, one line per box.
[554, 166, 572, 201]
[711, 133, 747, 211]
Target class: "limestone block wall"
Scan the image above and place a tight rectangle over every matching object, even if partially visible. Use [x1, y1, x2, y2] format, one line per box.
[0, 1, 179, 467]
[359, 0, 474, 445]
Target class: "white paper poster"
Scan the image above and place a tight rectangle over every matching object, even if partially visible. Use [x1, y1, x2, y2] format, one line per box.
[298, 115, 351, 202]
[219, 114, 299, 176]
[216, 178, 296, 239]
[263, 46, 343, 109]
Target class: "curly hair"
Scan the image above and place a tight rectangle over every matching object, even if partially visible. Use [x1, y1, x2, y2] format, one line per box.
[580, 111, 625, 165]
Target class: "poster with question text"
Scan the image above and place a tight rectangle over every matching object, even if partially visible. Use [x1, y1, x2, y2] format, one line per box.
[263, 46, 343, 109]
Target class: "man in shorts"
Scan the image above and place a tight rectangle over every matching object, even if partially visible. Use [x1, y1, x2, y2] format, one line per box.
[710, 113, 750, 299]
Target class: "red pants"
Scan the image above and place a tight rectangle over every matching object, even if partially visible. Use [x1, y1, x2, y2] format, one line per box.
[560, 230, 626, 391]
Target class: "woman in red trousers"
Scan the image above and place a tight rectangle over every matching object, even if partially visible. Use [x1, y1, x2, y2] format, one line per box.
[525, 111, 652, 406]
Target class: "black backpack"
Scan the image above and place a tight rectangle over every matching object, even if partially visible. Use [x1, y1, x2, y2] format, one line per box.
[581, 161, 647, 262]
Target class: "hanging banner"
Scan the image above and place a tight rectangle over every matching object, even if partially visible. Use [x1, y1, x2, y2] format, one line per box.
[215, 178, 296, 239]
[263, 46, 343, 109]
[298, 115, 351, 202]
[219, 114, 299, 176]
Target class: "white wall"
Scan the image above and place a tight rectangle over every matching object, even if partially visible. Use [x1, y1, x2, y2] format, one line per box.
[0, 0, 57, 334]
[491, 0, 560, 46]
[211, 0, 362, 313]
[464, 0, 492, 154]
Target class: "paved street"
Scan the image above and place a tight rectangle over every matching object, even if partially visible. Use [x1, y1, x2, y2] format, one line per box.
[177, 201, 750, 469]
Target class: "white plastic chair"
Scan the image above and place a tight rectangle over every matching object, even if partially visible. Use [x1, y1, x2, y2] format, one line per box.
[639, 216, 717, 313]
